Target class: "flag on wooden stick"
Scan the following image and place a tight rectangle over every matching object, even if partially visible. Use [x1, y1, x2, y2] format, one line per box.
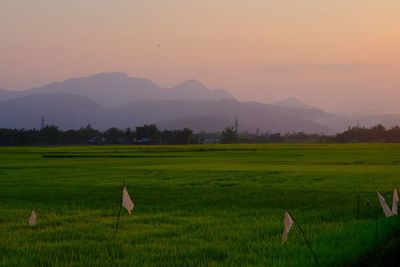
[281, 210, 319, 264]
[29, 209, 37, 226]
[122, 186, 134, 214]
[377, 192, 393, 217]
[282, 211, 294, 243]
[392, 188, 399, 215]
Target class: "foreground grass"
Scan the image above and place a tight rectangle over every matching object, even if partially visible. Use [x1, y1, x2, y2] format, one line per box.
[0, 144, 400, 266]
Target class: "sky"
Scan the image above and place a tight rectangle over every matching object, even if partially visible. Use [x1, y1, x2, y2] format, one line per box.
[1, 0, 400, 114]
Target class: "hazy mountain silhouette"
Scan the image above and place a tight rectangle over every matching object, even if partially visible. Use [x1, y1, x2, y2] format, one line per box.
[272, 97, 320, 110]
[114, 98, 335, 133]
[266, 101, 350, 132]
[0, 73, 234, 107]
[171, 80, 232, 101]
[0, 88, 24, 102]
[355, 114, 400, 128]
[0, 93, 112, 129]
[157, 115, 240, 132]
[3, 73, 395, 133]
[270, 98, 400, 130]
[0, 94, 335, 134]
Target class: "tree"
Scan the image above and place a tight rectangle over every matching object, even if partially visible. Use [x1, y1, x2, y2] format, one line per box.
[135, 124, 159, 143]
[160, 128, 194, 144]
[180, 128, 193, 144]
[269, 133, 283, 142]
[125, 128, 135, 144]
[40, 125, 60, 144]
[104, 127, 125, 143]
[220, 126, 238, 144]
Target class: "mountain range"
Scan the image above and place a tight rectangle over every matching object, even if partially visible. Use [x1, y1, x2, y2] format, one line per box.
[0, 72, 234, 107]
[1, 72, 399, 133]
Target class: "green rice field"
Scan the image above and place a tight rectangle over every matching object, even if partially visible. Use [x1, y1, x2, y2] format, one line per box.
[1, 144, 400, 266]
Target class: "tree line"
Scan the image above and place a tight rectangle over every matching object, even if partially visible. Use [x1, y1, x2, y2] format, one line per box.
[235, 125, 400, 143]
[0, 124, 196, 145]
[334, 125, 400, 143]
[1, 124, 400, 145]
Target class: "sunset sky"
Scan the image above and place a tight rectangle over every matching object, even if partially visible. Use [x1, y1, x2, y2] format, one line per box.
[1, 0, 400, 113]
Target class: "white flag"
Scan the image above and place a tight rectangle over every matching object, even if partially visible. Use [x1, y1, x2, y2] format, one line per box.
[29, 209, 37, 226]
[392, 188, 399, 215]
[377, 192, 393, 217]
[282, 211, 294, 243]
[122, 186, 134, 214]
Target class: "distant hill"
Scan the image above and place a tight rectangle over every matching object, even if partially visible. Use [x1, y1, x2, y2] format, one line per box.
[0, 73, 235, 107]
[0, 94, 335, 134]
[0, 88, 24, 102]
[356, 114, 400, 128]
[5, 73, 394, 133]
[115, 98, 335, 133]
[272, 97, 320, 110]
[170, 80, 233, 101]
[157, 115, 238, 132]
[0, 93, 111, 129]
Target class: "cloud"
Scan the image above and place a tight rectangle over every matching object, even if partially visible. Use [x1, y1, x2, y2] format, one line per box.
[258, 63, 393, 72]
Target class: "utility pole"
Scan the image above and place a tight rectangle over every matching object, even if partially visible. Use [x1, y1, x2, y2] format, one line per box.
[234, 107, 238, 132]
[40, 115, 45, 129]
[235, 115, 238, 132]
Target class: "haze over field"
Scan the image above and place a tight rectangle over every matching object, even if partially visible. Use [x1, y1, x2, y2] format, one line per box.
[1, 72, 400, 133]
[2, 2, 400, 266]
[1, 1, 400, 114]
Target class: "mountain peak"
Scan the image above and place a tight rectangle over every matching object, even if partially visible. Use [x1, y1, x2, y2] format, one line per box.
[273, 97, 320, 110]
[91, 72, 129, 78]
[1, 73, 235, 107]
[172, 80, 235, 100]
[173, 79, 207, 90]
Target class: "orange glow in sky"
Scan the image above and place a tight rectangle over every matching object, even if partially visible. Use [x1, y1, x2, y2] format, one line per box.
[1, 0, 400, 113]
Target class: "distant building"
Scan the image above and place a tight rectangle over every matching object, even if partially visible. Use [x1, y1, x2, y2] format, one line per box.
[134, 138, 151, 145]
[201, 138, 219, 144]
